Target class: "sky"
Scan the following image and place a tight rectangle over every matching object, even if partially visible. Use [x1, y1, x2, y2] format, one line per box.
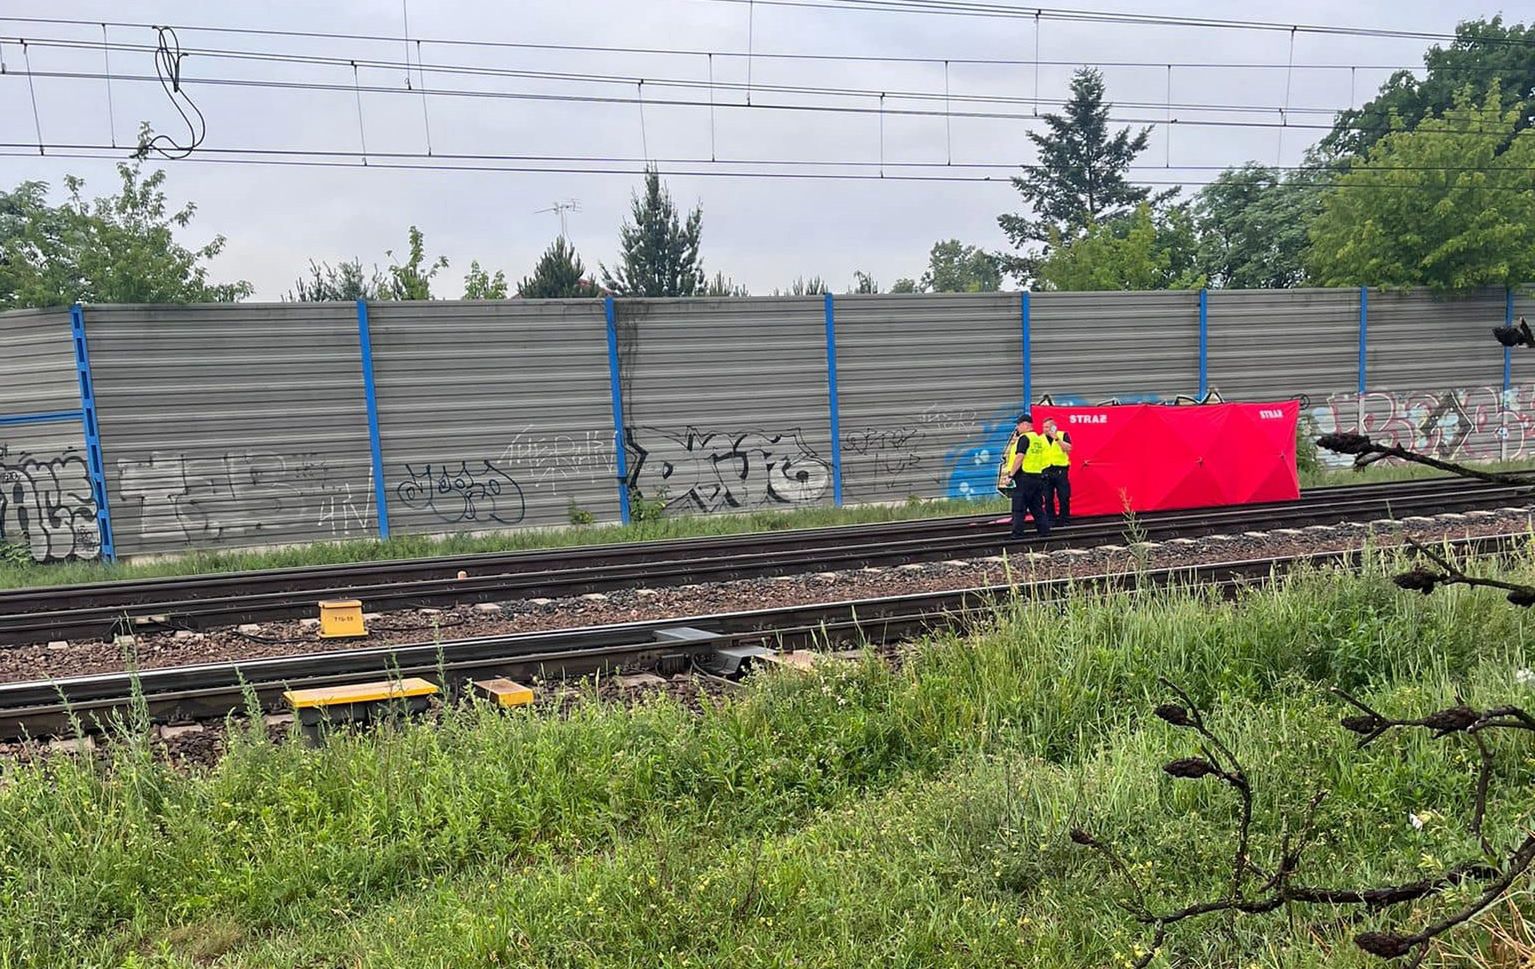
[0, 0, 1518, 299]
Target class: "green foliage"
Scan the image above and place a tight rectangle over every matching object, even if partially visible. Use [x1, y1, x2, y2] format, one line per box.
[6, 561, 1535, 966]
[601, 166, 705, 297]
[1194, 163, 1325, 288]
[1307, 84, 1535, 292]
[701, 270, 750, 297]
[461, 260, 508, 300]
[0, 160, 251, 309]
[284, 258, 388, 302]
[1323, 16, 1535, 160]
[919, 239, 1002, 292]
[566, 501, 596, 526]
[848, 270, 879, 294]
[628, 488, 668, 523]
[776, 276, 829, 296]
[998, 68, 1156, 285]
[1036, 203, 1205, 291]
[889, 277, 919, 293]
[384, 226, 447, 300]
[0, 542, 31, 568]
[517, 236, 601, 299]
[1296, 416, 1322, 474]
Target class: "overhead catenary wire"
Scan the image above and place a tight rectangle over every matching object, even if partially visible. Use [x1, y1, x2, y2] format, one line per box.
[0, 14, 1507, 73]
[5, 144, 1534, 193]
[16, 62, 1523, 139]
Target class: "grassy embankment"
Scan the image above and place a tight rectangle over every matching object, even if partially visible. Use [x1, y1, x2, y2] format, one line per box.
[7, 455, 1531, 591]
[5, 548, 1535, 967]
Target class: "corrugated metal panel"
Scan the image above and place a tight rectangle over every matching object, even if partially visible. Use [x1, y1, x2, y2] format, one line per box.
[368, 299, 619, 534]
[616, 297, 835, 515]
[1206, 288, 1358, 404]
[0, 307, 78, 414]
[85, 303, 376, 557]
[1512, 288, 1535, 389]
[1031, 291, 1200, 402]
[1366, 288, 1504, 391]
[834, 293, 1022, 502]
[0, 420, 98, 561]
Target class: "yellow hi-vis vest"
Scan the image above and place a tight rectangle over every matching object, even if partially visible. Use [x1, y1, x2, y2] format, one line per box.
[1019, 432, 1051, 474]
[1046, 433, 1071, 468]
[996, 433, 1021, 491]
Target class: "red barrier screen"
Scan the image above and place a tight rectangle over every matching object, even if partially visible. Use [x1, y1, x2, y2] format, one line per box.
[1030, 401, 1299, 517]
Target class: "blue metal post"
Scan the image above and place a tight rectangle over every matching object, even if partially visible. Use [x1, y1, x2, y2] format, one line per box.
[355, 300, 391, 540]
[604, 297, 632, 524]
[1357, 286, 1369, 395]
[1021, 290, 1032, 406]
[823, 292, 845, 507]
[1506, 286, 1516, 391]
[1198, 288, 1209, 399]
[68, 303, 114, 561]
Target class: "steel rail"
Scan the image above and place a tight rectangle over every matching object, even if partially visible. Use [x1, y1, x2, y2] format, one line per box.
[0, 478, 1528, 645]
[2, 530, 1523, 740]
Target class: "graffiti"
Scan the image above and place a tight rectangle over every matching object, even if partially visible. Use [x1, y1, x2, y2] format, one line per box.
[843, 424, 925, 484]
[626, 426, 831, 512]
[1037, 391, 1223, 407]
[116, 451, 372, 544]
[1312, 386, 1530, 469]
[0, 445, 99, 561]
[498, 427, 614, 494]
[394, 460, 526, 525]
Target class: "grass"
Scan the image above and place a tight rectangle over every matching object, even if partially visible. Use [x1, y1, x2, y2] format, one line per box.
[6, 548, 1535, 967]
[7, 455, 1530, 591]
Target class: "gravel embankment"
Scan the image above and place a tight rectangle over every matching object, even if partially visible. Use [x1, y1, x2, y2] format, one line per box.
[4, 505, 1531, 685]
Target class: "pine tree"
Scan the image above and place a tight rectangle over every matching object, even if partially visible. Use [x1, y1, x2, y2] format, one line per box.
[518, 237, 601, 298]
[997, 68, 1154, 285]
[600, 167, 705, 296]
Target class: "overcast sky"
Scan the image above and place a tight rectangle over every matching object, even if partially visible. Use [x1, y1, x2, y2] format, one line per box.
[0, 0, 1518, 298]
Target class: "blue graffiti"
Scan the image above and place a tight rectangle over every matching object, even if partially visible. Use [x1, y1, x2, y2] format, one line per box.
[943, 404, 1025, 500]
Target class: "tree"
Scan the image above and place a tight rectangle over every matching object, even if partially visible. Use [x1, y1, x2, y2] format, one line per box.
[517, 236, 601, 299]
[601, 166, 704, 297]
[701, 271, 750, 297]
[774, 276, 829, 296]
[848, 270, 879, 294]
[383, 226, 447, 300]
[1194, 164, 1325, 289]
[1306, 84, 1535, 292]
[997, 67, 1155, 285]
[462, 260, 509, 299]
[919, 239, 1003, 293]
[285, 259, 388, 302]
[890, 277, 919, 293]
[1035, 203, 1205, 292]
[0, 161, 251, 309]
[1322, 17, 1535, 160]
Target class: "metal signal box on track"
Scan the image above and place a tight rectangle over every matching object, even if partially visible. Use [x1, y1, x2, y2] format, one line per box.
[318, 599, 367, 638]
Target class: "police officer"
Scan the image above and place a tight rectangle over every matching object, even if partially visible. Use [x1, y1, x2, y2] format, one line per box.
[1005, 412, 1052, 539]
[1042, 417, 1072, 525]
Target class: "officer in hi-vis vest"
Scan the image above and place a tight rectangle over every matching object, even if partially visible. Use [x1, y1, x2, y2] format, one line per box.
[1042, 417, 1072, 525]
[1003, 413, 1052, 539]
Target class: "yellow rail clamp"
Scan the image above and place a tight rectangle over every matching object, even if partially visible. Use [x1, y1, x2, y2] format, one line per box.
[761, 650, 818, 672]
[318, 599, 367, 639]
[471, 678, 535, 708]
[284, 676, 439, 711]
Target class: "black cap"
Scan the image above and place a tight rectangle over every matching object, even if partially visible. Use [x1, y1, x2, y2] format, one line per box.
[1017, 412, 1033, 423]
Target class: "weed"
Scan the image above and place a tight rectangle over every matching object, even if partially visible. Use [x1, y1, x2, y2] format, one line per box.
[566, 501, 596, 526]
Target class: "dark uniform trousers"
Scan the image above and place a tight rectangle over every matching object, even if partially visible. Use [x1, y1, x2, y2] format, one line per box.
[1044, 466, 1071, 522]
[1010, 472, 1051, 538]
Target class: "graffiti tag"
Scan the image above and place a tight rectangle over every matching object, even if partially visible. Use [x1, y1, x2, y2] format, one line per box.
[0, 445, 99, 561]
[395, 460, 526, 525]
[626, 426, 831, 512]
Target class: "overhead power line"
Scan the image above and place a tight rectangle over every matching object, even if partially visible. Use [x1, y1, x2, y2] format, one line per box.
[5, 144, 1535, 194]
[14, 63, 1523, 138]
[0, 14, 1465, 72]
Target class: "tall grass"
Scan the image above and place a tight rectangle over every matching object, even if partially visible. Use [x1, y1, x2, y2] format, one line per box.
[3, 552, 1535, 966]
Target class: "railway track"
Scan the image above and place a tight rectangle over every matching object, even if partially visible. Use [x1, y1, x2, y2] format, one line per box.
[0, 477, 1530, 646]
[0, 530, 1524, 741]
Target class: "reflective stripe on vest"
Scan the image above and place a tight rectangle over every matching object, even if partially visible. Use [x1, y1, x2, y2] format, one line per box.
[1020, 432, 1051, 474]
